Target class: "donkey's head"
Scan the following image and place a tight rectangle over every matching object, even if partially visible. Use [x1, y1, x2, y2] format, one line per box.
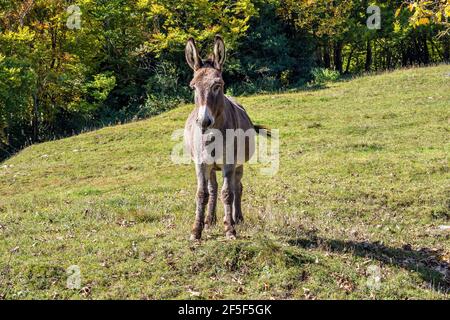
[185, 35, 226, 132]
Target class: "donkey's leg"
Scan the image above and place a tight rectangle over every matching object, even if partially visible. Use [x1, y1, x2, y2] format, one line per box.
[190, 163, 211, 241]
[232, 165, 244, 224]
[205, 170, 218, 229]
[221, 164, 236, 239]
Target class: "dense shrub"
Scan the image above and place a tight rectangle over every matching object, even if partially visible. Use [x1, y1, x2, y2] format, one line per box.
[310, 68, 341, 85]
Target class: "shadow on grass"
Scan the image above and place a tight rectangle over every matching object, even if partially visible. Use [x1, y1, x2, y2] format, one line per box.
[288, 235, 450, 294]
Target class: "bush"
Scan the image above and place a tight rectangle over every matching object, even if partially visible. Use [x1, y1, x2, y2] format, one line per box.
[137, 62, 190, 118]
[138, 95, 183, 118]
[310, 68, 341, 84]
[226, 76, 282, 96]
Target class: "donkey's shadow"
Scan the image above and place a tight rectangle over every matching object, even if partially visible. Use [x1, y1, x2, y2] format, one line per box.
[288, 234, 450, 294]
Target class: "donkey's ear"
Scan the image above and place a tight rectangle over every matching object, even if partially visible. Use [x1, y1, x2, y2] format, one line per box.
[213, 35, 226, 70]
[185, 37, 202, 71]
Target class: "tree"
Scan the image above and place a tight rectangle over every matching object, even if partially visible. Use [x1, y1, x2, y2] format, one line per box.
[397, 0, 450, 37]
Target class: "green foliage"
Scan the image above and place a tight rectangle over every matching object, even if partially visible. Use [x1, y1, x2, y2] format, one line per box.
[224, 0, 315, 95]
[310, 68, 341, 84]
[398, 0, 450, 36]
[226, 76, 281, 96]
[139, 0, 257, 54]
[80, 73, 117, 111]
[0, 28, 37, 150]
[140, 62, 190, 117]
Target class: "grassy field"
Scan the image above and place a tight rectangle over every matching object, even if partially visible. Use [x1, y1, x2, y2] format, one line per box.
[0, 65, 449, 299]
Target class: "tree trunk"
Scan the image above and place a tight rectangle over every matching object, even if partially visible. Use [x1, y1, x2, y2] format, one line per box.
[333, 41, 343, 74]
[443, 37, 449, 62]
[32, 93, 39, 143]
[315, 45, 323, 66]
[323, 41, 331, 68]
[386, 49, 392, 69]
[413, 33, 420, 65]
[345, 47, 355, 74]
[365, 40, 372, 72]
[421, 33, 429, 64]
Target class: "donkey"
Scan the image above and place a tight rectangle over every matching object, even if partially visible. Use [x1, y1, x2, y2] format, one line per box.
[184, 35, 269, 240]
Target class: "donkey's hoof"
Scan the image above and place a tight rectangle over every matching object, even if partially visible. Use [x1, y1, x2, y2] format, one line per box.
[190, 233, 201, 241]
[225, 231, 237, 240]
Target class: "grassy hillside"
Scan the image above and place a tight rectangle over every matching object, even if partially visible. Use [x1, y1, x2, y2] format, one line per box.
[0, 65, 449, 299]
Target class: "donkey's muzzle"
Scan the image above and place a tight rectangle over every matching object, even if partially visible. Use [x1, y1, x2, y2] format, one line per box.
[197, 118, 212, 131]
[196, 105, 214, 132]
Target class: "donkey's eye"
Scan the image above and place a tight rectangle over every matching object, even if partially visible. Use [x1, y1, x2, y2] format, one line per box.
[212, 84, 221, 93]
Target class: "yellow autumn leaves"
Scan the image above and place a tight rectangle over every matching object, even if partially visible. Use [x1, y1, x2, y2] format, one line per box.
[396, 1, 449, 26]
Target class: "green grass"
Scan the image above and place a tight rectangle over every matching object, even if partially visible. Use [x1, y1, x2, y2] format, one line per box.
[1, 65, 449, 299]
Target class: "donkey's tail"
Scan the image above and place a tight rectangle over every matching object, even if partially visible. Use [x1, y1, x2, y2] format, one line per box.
[254, 124, 272, 138]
